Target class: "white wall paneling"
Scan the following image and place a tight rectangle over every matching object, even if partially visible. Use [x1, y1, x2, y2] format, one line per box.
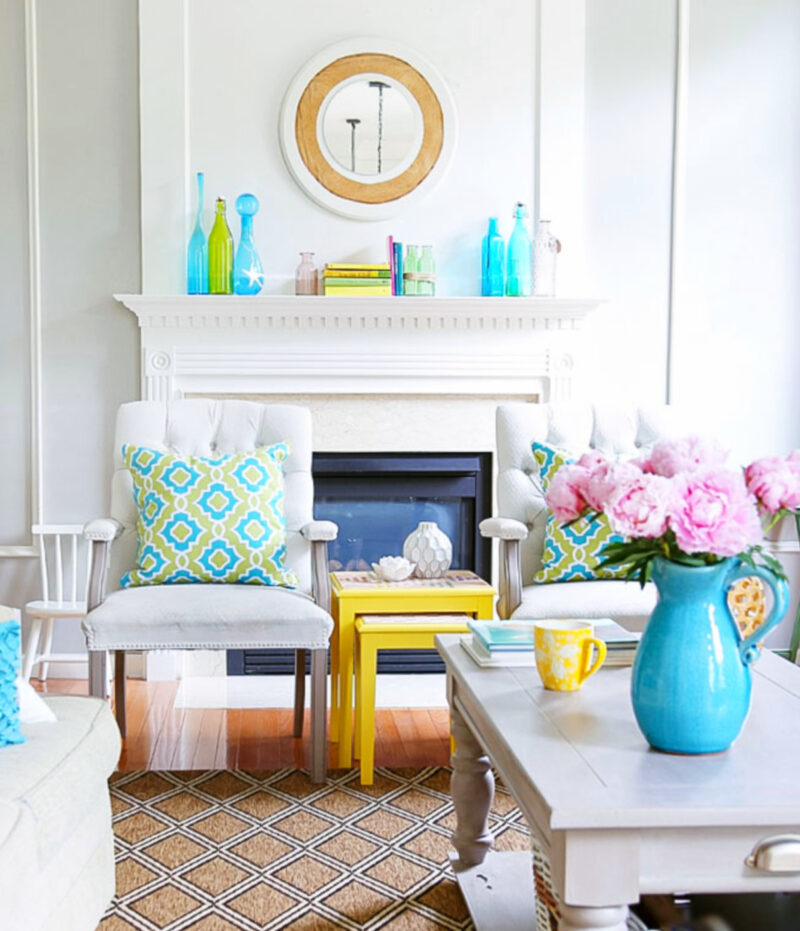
[0, 0, 45, 560]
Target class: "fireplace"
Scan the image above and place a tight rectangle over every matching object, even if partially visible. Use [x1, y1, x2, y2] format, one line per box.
[114, 293, 598, 681]
[228, 451, 492, 675]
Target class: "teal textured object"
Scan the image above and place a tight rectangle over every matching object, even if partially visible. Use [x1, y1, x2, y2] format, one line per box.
[631, 556, 789, 754]
[0, 618, 24, 747]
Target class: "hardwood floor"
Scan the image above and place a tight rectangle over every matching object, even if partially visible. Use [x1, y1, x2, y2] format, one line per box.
[35, 678, 452, 772]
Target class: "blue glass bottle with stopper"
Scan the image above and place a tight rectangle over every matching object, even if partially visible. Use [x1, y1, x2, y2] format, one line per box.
[505, 203, 532, 297]
[233, 193, 264, 295]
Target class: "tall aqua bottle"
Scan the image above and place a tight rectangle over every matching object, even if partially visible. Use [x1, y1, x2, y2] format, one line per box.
[208, 197, 234, 294]
[187, 172, 208, 294]
[233, 193, 263, 295]
[505, 203, 532, 297]
[481, 218, 505, 296]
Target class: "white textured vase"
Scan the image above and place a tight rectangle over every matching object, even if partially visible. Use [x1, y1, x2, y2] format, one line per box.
[402, 521, 453, 579]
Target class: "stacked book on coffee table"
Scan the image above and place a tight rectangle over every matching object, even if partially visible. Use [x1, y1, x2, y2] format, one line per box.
[323, 263, 392, 296]
[462, 618, 640, 668]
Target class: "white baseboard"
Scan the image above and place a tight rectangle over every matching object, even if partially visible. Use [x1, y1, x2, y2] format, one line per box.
[38, 660, 88, 679]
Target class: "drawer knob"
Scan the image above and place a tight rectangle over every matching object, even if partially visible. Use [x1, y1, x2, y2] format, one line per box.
[746, 834, 800, 872]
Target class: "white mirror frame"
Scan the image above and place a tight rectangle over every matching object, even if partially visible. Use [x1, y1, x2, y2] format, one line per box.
[279, 38, 458, 221]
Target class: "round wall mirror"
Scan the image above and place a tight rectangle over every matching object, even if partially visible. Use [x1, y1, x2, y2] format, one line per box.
[280, 40, 457, 220]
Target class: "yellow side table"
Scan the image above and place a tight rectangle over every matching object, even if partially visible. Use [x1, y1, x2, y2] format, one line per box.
[330, 570, 495, 768]
[355, 613, 474, 785]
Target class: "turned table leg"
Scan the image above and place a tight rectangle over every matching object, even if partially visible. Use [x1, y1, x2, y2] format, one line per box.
[450, 703, 494, 868]
[559, 904, 629, 931]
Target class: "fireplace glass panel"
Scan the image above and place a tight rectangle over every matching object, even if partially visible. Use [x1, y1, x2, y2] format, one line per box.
[228, 452, 491, 675]
[322, 498, 467, 571]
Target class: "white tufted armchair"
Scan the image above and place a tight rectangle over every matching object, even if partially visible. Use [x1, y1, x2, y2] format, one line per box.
[82, 400, 336, 782]
[481, 403, 689, 625]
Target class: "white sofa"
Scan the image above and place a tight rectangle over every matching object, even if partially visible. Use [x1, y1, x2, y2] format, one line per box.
[482, 403, 688, 624]
[0, 694, 120, 930]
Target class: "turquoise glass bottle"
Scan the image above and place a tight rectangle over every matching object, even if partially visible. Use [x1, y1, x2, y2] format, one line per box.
[187, 172, 208, 294]
[233, 193, 263, 295]
[481, 218, 505, 296]
[208, 197, 234, 294]
[505, 203, 532, 297]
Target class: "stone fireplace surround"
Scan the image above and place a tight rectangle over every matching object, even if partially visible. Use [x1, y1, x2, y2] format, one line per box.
[116, 293, 600, 678]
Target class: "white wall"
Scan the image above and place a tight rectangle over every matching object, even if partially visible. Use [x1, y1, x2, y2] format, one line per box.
[182, 0, 536, 296]
[1, 0, 799, 661]
[581, 0, 677, 406]
[0, 0, 141, 661]
[674, 0, 800, 464]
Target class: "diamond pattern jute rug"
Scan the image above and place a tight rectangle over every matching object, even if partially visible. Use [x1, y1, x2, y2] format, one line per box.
[99, 767, 531, 931]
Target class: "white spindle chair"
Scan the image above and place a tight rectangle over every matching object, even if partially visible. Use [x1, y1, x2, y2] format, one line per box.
[22, 524, 93, 681]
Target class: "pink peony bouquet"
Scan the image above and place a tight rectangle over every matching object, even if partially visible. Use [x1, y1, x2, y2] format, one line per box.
[546, 436, 795, 586]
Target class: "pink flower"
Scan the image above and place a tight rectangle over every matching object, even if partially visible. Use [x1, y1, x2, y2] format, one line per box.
[606, 474, 672, 538]
[583, 460, 643, 511]
[668, 469, 763, 556]
[576, 450, 609, 472]
[648, 436, 728, 478]
[745, 455, 800, 513]
[545, 464, 590, 522]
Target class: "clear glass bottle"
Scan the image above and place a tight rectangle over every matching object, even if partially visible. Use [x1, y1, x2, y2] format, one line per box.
[295, 252, 318, 295]
[505, 203, 532, 297]
[419, 245, 435, 296]
[187, 171, 208, 294]
[208, 197, 234, 294]
[533, 219, 558, 297]
[233, 193, 263, 295]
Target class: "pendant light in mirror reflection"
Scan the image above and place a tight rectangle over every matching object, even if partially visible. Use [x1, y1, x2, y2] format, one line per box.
[321, 77, 422, 179]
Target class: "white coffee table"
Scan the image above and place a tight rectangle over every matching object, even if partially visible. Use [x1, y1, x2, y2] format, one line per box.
[436, 634, 800, 931]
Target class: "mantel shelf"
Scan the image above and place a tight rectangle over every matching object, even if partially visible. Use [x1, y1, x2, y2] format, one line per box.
[115, 294, 603, 332]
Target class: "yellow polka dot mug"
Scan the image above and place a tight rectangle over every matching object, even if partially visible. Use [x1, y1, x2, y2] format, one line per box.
[534, 620, 607, 691]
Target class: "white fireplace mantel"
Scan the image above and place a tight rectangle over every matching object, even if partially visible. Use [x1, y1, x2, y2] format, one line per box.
[115, 294, 601, 403]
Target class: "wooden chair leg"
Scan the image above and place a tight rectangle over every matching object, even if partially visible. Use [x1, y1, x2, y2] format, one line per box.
[309, 648, 327, 783]
[39, 617, 55, 682]
[114, 651, 127, 739]
[88, 650, 107, 698]
[293, 649, 306, 738]
[22, 617, 43, 681]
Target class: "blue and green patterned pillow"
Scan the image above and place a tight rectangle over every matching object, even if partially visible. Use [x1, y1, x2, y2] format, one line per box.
[0, 617, 25, 748]
[533, 441, 627, 583]
[122, 443, 299, 588]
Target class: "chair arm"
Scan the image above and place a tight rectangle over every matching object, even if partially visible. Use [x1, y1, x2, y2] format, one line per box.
[301, 520, 339, 542]
[83, 518, 123, 542]
[83, 518, 122, 612]
[479, 517, 529, 541]
[302, 522, 338, 612]
[479, 517, 526, 619]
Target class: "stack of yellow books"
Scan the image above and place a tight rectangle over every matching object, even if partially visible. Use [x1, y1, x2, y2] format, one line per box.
[323, 263, 392, 296]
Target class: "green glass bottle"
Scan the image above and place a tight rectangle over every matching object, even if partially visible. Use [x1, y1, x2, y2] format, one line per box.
[208, 197, 234, 294]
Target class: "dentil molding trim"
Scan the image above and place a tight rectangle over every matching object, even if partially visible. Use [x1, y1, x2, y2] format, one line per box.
[115, 294, 601, 332]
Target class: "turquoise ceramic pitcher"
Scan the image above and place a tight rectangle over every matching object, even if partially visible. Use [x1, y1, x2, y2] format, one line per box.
[631, 556, 788, 754]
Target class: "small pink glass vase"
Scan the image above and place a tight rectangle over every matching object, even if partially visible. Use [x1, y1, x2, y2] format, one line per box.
[295, 252, 318, 295]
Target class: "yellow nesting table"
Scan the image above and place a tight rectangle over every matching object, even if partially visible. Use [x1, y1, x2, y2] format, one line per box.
[330, 570, 495, 769]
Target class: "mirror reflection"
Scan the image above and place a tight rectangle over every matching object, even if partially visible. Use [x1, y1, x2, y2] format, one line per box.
[321, 78, 421, 177]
